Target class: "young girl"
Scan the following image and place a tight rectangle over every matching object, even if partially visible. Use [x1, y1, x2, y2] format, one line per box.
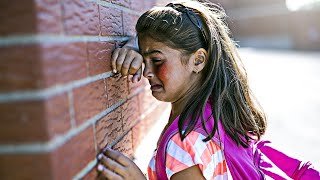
[95, 0, 318, 179]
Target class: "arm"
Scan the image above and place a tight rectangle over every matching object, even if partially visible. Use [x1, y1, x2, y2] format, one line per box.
[170, 165, 206, 180]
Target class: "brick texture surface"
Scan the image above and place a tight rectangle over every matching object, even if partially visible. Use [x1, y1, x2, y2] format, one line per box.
[45, 93, 71, 138]
[0, 93, 72, 143]
[0, 45, 42, 92]
[41, 42, 87, 87]
[35, 0, 62, 33]
[0, 100, 47, 143]
[111, 0, 131, 8]
[87, 41, 115, 76]
[122, 12, 139, 36]
[95, 107, 123, 151]
[99, 5, 123, 36]
[0, 154, 52, 179]
[113, 131, 133, 158]
[122, 96, 140, 132]
[61, 0, 100, 35]
[0, 0, 36, 36]
[132, 102, 169, 152]
[51, 126, 95, 180]
[73, 79, 108, 126]
[106, 76, 129, 107]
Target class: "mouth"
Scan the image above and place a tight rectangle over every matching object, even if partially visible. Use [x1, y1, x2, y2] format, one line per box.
[150, 83, 163, 92]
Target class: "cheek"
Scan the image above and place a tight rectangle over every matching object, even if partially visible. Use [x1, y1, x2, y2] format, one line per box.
[156, 63, 170, 84]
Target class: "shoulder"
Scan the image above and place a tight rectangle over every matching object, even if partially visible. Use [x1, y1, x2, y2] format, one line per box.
[165, 131, 227, 179]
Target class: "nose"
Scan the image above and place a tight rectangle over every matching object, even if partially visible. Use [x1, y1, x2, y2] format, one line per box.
[143, 63, 154, 79]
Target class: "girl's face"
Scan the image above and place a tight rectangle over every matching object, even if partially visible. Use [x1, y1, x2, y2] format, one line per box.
[139, 36, 197, 103]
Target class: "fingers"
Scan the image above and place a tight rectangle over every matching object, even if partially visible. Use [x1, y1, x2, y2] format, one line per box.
[99, 154, 127, 176]
[111, 47, 143, 80]
[132, 67, 142, 83]
[97, 164, 122, 180]
[103, 148, 130, 167]
[111, 48, 120, 74]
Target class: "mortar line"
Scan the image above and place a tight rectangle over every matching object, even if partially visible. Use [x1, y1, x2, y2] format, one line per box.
[0, 86, 149, 154]
[0, 34, 130, 47]
[72, 101, 161, 179]
[0, 71, 113, 103]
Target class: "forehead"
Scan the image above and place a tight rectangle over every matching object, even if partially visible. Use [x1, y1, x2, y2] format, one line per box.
[139, 37, 165, 53]
[138, 36, 181, 57]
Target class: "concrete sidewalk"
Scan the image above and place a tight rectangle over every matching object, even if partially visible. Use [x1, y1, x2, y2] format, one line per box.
[240, 48, 320, 168]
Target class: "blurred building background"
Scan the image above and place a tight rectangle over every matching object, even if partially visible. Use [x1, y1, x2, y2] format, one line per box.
[206, 0, 320, 167]
[212, 0, 320, 50]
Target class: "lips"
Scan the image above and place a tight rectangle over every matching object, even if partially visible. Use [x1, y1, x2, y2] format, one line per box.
[150, 82, 163, 91]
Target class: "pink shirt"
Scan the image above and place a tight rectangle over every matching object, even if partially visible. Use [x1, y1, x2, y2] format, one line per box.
[147, 131, 229, 179]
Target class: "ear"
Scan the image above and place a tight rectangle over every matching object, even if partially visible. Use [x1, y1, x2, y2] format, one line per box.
[190, 48, 207, 74]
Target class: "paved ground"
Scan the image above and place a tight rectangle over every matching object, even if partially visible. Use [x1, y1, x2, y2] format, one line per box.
[240, 48, 320, 168]
[134, 48, 320, 173]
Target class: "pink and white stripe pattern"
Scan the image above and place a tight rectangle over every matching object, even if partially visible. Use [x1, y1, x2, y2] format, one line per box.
[148, 131, 229, 179]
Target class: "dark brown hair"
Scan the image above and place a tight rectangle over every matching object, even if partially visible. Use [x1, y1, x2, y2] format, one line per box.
[136, 0, 267, 147]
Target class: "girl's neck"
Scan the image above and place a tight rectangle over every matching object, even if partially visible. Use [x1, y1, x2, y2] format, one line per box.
[170, 88, 195, 123]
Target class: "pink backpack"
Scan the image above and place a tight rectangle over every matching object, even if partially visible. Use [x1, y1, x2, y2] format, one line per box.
[156, 103, 320, 179]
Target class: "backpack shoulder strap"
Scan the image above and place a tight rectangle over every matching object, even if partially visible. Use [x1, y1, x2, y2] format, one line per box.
[255, 140, 320, 180]
[155, 102, 264, 180]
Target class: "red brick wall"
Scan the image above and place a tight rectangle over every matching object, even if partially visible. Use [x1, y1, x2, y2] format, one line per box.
[0, 0, 170, 179]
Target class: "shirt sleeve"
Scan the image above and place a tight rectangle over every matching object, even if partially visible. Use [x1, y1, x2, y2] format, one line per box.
[165, 131, 228, 179]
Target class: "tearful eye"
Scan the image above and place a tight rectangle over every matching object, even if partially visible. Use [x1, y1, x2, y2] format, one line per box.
[152, 58, 162, 64]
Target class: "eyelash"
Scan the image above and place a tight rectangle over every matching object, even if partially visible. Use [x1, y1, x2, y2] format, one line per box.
[152, 58, 162, 64]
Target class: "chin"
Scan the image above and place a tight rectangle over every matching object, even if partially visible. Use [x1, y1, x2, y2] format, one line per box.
[151, 92, 172, 102]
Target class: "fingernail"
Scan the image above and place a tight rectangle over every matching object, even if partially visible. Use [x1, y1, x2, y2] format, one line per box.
[123, 75, 127, 79]
[113, 69, 117, 73]
[97, 154, 103, 160]
[97, 164, 104, 171]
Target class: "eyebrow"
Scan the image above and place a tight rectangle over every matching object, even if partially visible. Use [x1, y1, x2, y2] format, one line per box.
[142, 49, 162, 56]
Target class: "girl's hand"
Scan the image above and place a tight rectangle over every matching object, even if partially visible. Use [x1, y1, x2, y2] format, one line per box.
[97, 148, 146, 180]
[111, 47, 143, 83]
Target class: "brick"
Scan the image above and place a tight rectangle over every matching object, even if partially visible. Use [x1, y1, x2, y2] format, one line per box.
[122, 95, 140, 131]
[128, 77, 149, 95]
[0, 93, 72, 143]
[0, 0, 36, 36]
[106, 76, 129, 107]
[73, 80, 108, 126]
[45, 93, 71, 138]
[154, 0, 171, 6]
[131, 0, 146, 12]
[82, 166, 100, 180]
[35, 0, 62, 33]
[111, 0, 130, 8]
[144, 0, 157, 10]
[139, 89, 157, 113]
[95, 107, 123, 151]
[41, 42, 87, 87]
[51, 126, 95, 180]
[113, 131, 133, 159]
[0, 100, 48, 143]
[0, 154, 52, 179]
[87, 41, 115, 76]
[61, 0, 100, 35]
[99, 5, 123, 36]
[0, 45, 42, 92]
[132, 102, 169, 151]
[122, 12, 139, 36]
